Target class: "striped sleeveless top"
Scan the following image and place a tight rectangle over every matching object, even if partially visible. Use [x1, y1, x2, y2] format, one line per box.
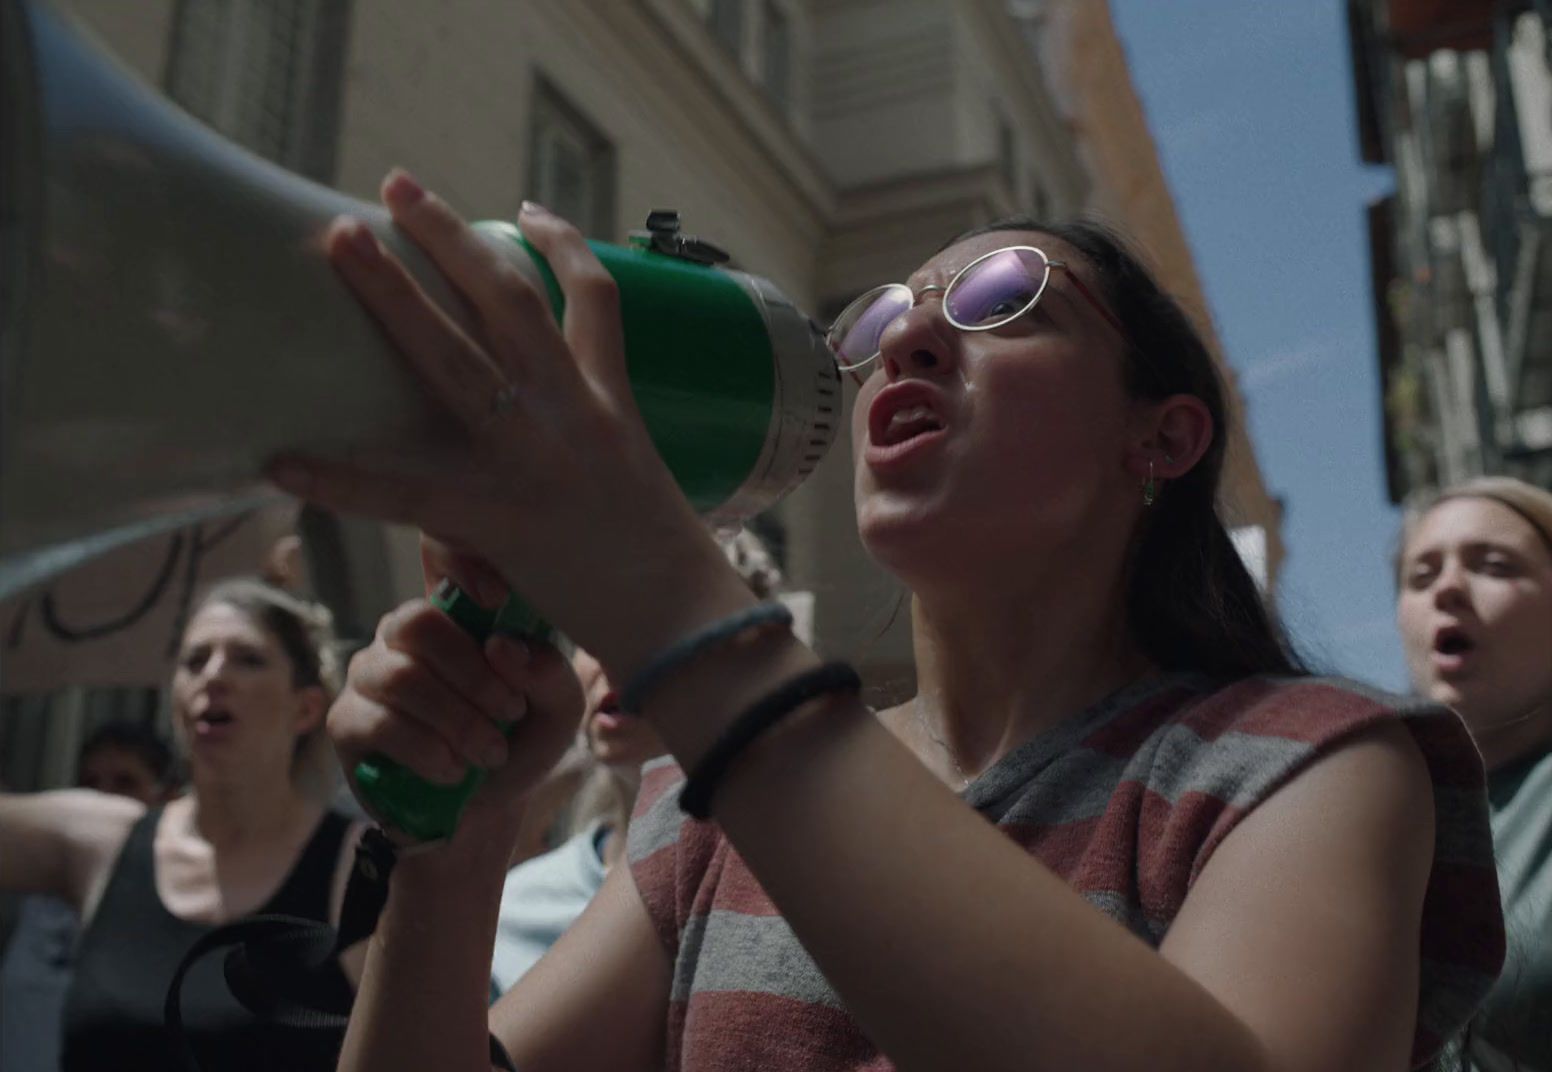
[627, 675, 1505, 1071]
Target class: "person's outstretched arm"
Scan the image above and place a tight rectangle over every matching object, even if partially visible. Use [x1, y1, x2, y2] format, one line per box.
[0, 790, 141, 912]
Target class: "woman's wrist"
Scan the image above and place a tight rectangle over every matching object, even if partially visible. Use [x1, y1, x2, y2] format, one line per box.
[576, 542, 766, 691]
[387, 801, 522, 887]
[387, 836, 510, 920]
[635, 629, 824, 773]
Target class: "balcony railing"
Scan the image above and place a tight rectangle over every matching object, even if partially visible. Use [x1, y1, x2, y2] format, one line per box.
[1482, 6, 1552, 436]
[1358, 0, 1552, 496]
[1387, 0, 1498, 58]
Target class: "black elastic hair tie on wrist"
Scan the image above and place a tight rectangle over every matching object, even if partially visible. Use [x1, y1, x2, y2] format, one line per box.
[620, 601, 794, 715]
[678, 661, 862, 820]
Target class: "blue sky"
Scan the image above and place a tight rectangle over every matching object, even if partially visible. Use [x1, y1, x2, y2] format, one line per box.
[1108, 1, 1411, 690]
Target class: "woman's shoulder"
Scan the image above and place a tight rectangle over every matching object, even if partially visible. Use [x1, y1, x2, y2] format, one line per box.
[44, 788, 148, 860]
[1136, 674, 1480, 798]
[1197, 675, 1484, 777]
[1176, 673, 1440, 730]
[1156, 674, 1473, 771]
[30, 789, 148, 912]
[1146, 677, 1494, 898]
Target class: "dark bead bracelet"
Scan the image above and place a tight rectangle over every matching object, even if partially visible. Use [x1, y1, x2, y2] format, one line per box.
[678, 661, 862, 820]
[620, 601, 794, 715]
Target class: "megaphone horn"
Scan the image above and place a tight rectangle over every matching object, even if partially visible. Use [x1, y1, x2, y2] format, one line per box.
[0, 0, 840, 601]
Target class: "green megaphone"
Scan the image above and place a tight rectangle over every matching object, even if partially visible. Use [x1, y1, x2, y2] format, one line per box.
[353, 212, 842, 841]
[0, 0, 840, 843]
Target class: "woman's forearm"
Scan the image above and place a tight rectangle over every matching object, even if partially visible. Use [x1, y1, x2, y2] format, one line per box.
[644, 641, 1272, 1072]
[731, 713, 1267, 1071]
[340, 834, 512, 1072]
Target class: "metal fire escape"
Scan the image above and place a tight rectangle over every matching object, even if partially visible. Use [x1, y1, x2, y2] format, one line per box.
[1352, 0, 1552, 500]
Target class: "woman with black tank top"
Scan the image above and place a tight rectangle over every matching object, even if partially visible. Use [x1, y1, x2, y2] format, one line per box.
[0, 578, 366, 1071]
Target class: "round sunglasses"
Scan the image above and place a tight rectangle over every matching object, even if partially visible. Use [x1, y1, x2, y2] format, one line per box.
[826, 245, 1126, 374]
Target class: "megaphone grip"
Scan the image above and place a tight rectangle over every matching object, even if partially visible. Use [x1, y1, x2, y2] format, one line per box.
[353, 580, 555, 842]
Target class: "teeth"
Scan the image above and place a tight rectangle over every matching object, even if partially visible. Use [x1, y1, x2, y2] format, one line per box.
[888, 405, 939, 429]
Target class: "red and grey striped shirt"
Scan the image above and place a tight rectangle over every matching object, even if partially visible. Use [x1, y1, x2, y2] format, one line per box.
[627, 674, 1505, 1070]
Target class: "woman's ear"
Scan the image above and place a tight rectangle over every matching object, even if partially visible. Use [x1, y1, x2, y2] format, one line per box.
[1125, 394, 1214, 481]
[293, 685, 329, 737]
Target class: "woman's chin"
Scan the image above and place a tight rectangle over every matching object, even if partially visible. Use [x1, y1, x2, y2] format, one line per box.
[856, 496, 948, 560]
[857, 496, 1013, 584]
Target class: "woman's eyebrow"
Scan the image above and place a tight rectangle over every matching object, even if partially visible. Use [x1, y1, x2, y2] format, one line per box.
[1463, 539, 1525, 557]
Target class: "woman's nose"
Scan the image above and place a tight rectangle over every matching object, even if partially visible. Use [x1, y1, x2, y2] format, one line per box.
[877, 300, 956, 382]
[202, 650, 234, 683]
[1431, 560, 1470, 612]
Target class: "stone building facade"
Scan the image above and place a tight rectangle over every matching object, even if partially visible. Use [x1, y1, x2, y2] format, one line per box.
[5, 0, 1285, 765]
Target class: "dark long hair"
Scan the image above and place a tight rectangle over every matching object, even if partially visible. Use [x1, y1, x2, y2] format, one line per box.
[952, 218, 1305, 680]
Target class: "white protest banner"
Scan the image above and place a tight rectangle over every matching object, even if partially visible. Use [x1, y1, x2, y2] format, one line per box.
[1, 506, 299, 695]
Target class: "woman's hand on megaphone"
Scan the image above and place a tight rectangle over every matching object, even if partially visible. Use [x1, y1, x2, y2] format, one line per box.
[268, 170, 754, 682]
[418, 533, 508, 606]
[329, 595, 582, 842]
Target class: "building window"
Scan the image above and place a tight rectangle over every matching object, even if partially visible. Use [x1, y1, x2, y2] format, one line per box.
[690, 0, 797, 117]
[762, 2, 792, 113]
[164, 0, 351, 182]
[527, 79, 616, 239]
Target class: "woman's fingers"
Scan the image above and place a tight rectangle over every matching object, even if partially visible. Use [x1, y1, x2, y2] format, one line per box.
[515, 203, 630, 399]
[328, 606, 582, 817]
[266, 451, 464, 536]
[329, 689, 466, 786]
[325, 216, 504, 428]
[378, 170, 569, 386]
[379, 601, 528, 726]
[354, 648, 511, 772]
[484, 637, 584, 789]
[419, 535, 509, 607]
[340, 604, 525, 771]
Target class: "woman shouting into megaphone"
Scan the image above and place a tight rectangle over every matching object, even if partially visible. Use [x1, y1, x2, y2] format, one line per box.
[271, 169, 1505, 1072]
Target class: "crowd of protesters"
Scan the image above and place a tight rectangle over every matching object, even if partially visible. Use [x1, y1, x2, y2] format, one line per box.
[0, 189, 1547, 1072]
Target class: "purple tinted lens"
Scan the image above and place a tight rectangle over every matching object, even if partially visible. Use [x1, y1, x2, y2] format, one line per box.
[832, 286, 912, 367]
[945, 249, 1047, 328]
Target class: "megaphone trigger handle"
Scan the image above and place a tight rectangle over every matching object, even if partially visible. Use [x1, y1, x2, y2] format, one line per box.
[352, 581, 556, 843]
[430, 577, 501, 642]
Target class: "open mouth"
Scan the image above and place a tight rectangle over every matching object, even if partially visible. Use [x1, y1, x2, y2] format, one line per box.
[878, 404, 944, 446]
[195, 710, 234, 730]
[1433, 627, 1474, 658]
[868, 385, 948, 449]
[591, 691, 637, 732]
